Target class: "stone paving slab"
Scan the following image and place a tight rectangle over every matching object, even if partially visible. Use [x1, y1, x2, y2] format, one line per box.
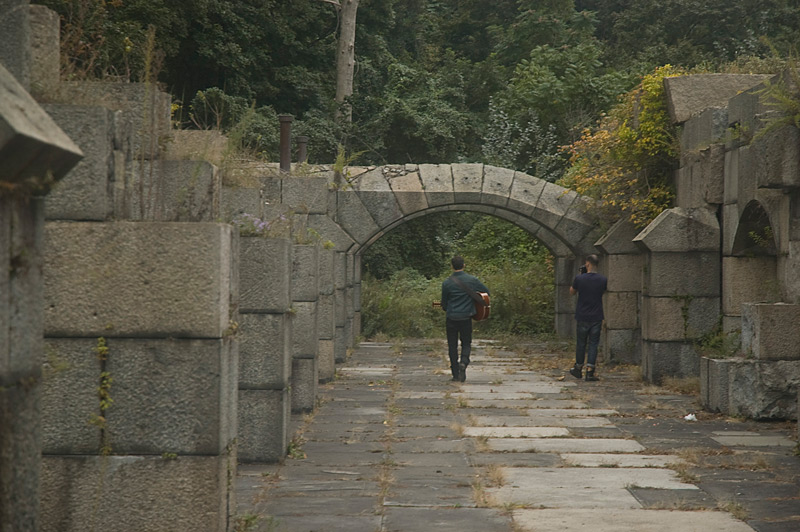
[382, 507, 510, 532]
[521, 407, 619, 417]
[710, 433, 796, 447]
[488, 467, 697, 508]
[463, 426, 570, 438]
[486, 437, 645, 453]
[561, 453, 685, 467]
[470, 414, 613, 427]
[512, 508, 757, 531]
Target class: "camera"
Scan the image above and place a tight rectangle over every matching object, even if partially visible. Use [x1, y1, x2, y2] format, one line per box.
[579, 265, 587, 274]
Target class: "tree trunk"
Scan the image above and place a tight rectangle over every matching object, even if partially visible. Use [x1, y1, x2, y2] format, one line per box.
[335, 0, 358, 123]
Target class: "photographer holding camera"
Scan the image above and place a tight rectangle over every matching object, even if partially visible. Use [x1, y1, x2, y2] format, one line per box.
[569, 254, 607, 382]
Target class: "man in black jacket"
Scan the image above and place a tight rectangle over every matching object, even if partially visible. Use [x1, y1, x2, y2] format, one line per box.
[440, 256, 490, 382]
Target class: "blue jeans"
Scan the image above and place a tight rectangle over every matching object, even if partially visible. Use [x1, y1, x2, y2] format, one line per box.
[575, 321, 602, 367]
[446, 318, 472, 374]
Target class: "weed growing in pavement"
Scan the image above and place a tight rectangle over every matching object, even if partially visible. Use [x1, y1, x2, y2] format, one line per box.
[718, 500, 749, 521]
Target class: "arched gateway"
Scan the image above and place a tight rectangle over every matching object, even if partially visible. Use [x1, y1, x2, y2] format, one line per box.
[305, 163, 604, 336]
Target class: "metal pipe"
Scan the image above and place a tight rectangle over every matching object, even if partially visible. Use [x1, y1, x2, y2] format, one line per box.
[296, 136, 309, 164]
[279, 114, 293, 172]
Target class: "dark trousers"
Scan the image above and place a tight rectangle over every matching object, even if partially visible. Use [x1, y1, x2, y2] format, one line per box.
[575, 320, 602, 367]
[446, 318, 472, 376]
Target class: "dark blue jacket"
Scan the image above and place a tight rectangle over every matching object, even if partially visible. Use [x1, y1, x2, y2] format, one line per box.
[441, 271, 490, 320]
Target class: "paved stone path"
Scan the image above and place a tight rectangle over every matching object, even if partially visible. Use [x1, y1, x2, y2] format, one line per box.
[235, 339, 800, 532]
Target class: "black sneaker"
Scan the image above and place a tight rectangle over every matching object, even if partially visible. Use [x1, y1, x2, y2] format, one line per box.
[458, 362, 467, 382]
[585, 368, 599, 382]
[569, 365, 582, 379]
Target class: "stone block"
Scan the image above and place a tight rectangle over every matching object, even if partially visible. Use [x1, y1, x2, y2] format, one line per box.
[633, 207, 719, 253]
[41, 339, 101, 454]
[530, 182, 576, 230]
[40, 453, 233, 532]
[1, 65, 83, 189]
[334, 288, 346, 327]
[126, 159, 221, 221]
[336, 190, 379, 245]
[676, 144, 724, 208]
[356, 189, 404, 230]
[42, 104, 115, 221]
[507, 172, 545, 213]
[604, 292, 639, 330]
[56, 81, 172, 160]
[0, 373, 40, 531]
[643, 251, 720, 297]
[722, 256, 779, 316]
[452, 163, 483, 203]
[603, 328, 640, 366]
[317, 293, 335, 339]
[221, 185, 263, 222]
[291, 357, 318, 413]
[282, 177, 329, 214]
[388, 171, 428, 215]
[291, 301, 318, 358]
[742, 303, 800, 361]
[353, 310, 361, 339]
[318, 338, 335, 383]
[605, 254, 643, 293]
[679, 107, 728, 153]
[642, 296, 719, 342]
[752, 124, 800, 190]
[736, 145, 757, 206]
[29, 5, 60, 98]
[700, 357, 743, 414]
[419, 164, 454, 206]
[239, 313, 291, 389]
[664, 74, 771, 124]
[164, 129, 226, 166]
[239, 236, 291, 313]
[334, 252, 347, 291]
[721, 203, 739, 256]
[595, 219, 641, 255]
[641, 341, 700, 383]
[291, 243, 319, 302]
[728, 81, 774, 138]
[44, 222, 235, 338]
[238, 388, 290, 463]
[102, 338, 237, 455]
[553, 195, 599, 247]
[728, 359, 800, 419]
[554, 312, 574, 338]
[723, 148, 739, 205]
[481, 165, 513, 207]
[318, 246, 335, 295]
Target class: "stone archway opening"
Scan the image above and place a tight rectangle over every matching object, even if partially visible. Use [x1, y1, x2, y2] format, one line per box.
[723, 200, 780, 330]
[357, 210, 558, 339]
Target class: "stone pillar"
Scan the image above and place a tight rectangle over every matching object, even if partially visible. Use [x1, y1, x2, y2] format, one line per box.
[317, 246, 336, 382]
[333, 251, 348, 363]
[633, 208, 721, 383]
[0, 61, 82, 532]
[595, 221, 643, 365]
[29, 4, 60, 97]
[237, 236, 293, 463]
[0, 0, 30, 89]
[41, 222, 238, 532]
[290, 243, 319, 413]
[553, 256, 577, 338]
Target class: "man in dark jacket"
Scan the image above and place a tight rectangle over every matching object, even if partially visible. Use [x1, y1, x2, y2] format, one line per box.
[569, 254, 607, 381]
[440, 256, 490, 382]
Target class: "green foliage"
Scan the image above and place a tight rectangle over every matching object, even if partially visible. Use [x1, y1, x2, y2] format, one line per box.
[360, 268, 443, 339]
[754, 53, 800, 140]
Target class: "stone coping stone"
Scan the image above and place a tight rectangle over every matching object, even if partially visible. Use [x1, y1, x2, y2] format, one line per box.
[390, 438, 472, 454]
[710, 433, 795, 447]
[470, 415, 613, 428]
[382, 507, 510, 532]
[512, 508, 756, 532]
[560, 453, 685, 468]
[260, 514, 381, 532]
[255, 494, 377, 516]
[463, 426, 570, 438]
[486, 437, 645, 453]
[487, 467, 696, 508]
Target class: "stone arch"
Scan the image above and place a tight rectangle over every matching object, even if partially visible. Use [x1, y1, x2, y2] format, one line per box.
[319, 163, 604, 336]
[732, 200, 777, 257]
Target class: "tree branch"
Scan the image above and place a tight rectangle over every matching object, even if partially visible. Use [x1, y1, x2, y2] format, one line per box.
[318, 0, 341, 7]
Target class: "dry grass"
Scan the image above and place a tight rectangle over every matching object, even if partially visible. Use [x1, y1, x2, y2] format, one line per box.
[485, 464, 505, 487]
[718, 500, 749, 521]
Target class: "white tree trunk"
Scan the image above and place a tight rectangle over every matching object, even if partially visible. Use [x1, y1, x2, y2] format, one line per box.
[335, 0, 359, 122]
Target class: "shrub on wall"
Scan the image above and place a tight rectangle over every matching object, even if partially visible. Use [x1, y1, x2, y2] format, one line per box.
[559, 65, 686, 227]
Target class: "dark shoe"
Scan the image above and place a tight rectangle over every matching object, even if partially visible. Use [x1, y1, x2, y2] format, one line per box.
[569, 365, 582, 379]
[458, 362, 467, 382]
[585, 368, 599, 382]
